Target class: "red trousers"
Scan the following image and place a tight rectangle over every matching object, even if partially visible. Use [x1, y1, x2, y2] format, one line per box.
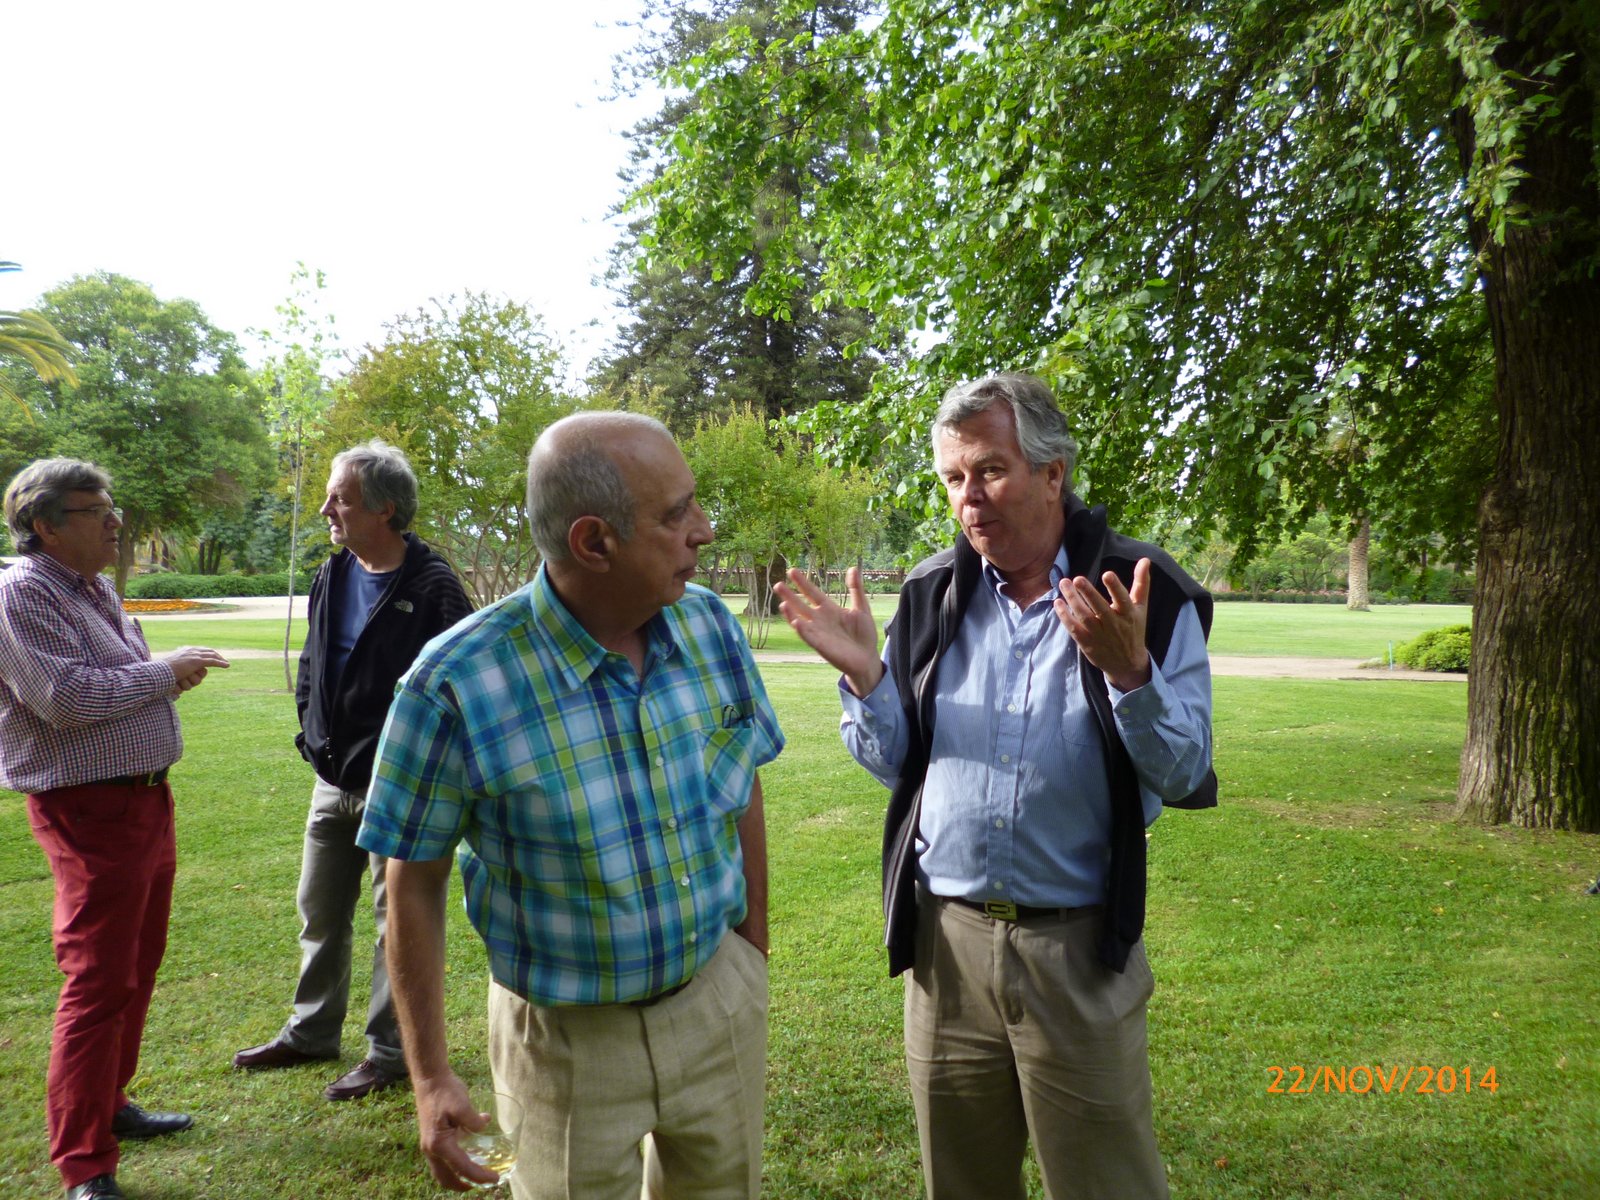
[26, 780, 176, 1188]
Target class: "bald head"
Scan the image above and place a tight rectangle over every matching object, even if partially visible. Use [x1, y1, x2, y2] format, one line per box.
[526, 412, 676, 561]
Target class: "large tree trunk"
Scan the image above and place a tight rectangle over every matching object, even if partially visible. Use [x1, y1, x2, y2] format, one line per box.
[1346, 514, 1370, 612]
[1453, 1, 1600, 831]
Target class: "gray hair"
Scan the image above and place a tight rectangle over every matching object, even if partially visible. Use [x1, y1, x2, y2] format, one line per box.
[525, 412, 671, 561]
[4, 458, 114, 554]
[932, 373, 1079, 482]
[330, 439, 418, 531]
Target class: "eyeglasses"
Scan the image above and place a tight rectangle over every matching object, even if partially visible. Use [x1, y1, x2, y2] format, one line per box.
[61, 504, 123, 523]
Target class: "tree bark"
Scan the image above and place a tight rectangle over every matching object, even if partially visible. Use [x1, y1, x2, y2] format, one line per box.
[1346, 515, 1370, 611]
[1453, 0, 1600, 831]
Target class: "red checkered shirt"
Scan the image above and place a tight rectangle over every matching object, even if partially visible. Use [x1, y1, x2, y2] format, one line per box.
[0, 553, 181, 794]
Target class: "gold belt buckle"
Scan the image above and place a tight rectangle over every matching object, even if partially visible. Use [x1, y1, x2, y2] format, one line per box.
[983, 900, 1019, 921]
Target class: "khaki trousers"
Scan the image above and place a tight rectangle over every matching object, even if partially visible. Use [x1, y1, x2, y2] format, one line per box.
[904, 896, 1168, 1200]
[489, 929, 768, 1200]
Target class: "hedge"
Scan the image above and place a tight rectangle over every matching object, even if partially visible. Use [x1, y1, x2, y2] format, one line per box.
[1392, 624, 1472, 672]
[126, 571, 314, 599]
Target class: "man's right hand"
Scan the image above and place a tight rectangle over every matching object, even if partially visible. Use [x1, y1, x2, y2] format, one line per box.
[772, 566, 884, 698]
[156, 646, 230, 694]
[412, 1071, 500, 1191]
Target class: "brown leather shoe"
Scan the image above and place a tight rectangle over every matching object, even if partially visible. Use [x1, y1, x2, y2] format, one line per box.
[233, 1036, 337, 1070]
[324, 1058, 407, 1102]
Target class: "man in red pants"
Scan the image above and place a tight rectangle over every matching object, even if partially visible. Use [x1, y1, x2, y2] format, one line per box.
[0, 459, 230, 1200]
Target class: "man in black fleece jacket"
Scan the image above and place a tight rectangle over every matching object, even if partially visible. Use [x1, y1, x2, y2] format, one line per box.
[775, 375, 1214, 1200]
[233, 440, 472, 1101]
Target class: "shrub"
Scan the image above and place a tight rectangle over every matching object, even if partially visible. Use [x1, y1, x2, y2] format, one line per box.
[1393, 624, 1472, 672]
[126, 571, 314, 599]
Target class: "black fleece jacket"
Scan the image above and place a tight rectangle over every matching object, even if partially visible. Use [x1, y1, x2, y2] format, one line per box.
[881, 495, 1216, 976]
[295, 534, 473, 792]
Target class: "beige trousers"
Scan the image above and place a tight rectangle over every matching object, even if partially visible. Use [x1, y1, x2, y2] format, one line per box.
[489, 929, 768, 1200]
[904, 896, 1169, 1200]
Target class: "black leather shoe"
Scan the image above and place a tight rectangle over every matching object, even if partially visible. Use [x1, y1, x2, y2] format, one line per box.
[66, 1172, 125, 1198]
[233, 1036, 337, 1070]
[111, 1101, 193, 1140]
[324, 1059, 407, 1102]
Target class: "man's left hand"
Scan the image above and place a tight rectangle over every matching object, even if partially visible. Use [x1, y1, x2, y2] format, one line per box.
[1053, 557, 1152, 692]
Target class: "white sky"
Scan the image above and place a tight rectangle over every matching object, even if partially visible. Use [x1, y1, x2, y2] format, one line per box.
[2, 0, 659, 382]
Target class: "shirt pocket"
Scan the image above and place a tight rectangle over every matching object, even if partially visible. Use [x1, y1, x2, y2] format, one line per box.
[1058, 704, 1104, 749]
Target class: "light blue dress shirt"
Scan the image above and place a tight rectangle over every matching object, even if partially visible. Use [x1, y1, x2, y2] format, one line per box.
[841, 549, 1212, 909]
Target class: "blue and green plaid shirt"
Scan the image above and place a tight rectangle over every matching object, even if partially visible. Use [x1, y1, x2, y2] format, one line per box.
[358, 568, 783, 1006]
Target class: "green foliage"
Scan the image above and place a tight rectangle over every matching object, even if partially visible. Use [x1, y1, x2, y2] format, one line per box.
[325, 294, 579, 604]
[125, 571, 314, 599]
[683, 407, 876, 644]
[0, 260, 78, 414]
[599, 0, 891, 434]
[636, 0, 1534, 566]
[254, 265, 340, 581]
[0, 272, 273, 595]
[1394, 624, 1472, 672]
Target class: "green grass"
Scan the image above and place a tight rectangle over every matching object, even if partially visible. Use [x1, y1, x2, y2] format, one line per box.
[1206, 602, 1473, 659]
[4, 624, 1595, 1198]
[137, 596, 1471, 666]
[137, 618, 306, 654]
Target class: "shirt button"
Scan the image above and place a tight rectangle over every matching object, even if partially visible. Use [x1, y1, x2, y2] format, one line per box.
[655, 754, 665, 767]
[1013, 650, 1024, 660]
[1000, 754, 1010, 764]
[994, 818, 1005, 829]
[1005, 703, 1017, 713]
[666, 816, 679, 830]
[993, 880, 1007, 891]
[688, 931, 698, 943]
[679, 875, 690, 888]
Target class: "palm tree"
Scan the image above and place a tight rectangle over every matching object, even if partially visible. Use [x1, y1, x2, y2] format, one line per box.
[1, 261, 78, 413]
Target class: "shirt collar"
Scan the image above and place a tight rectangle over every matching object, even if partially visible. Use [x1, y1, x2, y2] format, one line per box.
[526, 565, 681, 688]
[979, 546, 1071, 605]
[25, 551, 107, 595]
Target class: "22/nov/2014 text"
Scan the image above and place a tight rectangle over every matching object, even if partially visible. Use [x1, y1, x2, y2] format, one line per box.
[1266, 1065, 1499, 1095]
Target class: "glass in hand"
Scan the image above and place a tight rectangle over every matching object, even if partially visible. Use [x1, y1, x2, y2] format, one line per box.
[458, 1092, 523, 1191]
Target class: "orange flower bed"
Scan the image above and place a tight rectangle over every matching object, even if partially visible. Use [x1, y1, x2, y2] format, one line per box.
[123, 598, 205, 614]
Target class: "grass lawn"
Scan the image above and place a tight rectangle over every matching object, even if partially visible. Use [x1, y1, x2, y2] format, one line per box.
[4, 618, 1593, 1198]
[137, 595, 1471, 666]
[138, 618, 306, 655]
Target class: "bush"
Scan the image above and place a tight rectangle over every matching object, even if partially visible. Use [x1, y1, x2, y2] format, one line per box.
[1393, 624, 1472, 672]
[126, 571, 314, 599]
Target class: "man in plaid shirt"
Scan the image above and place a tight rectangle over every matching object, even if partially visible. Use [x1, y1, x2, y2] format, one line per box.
[1, 458, 230, 1200]
[359, 413, 783, 1199]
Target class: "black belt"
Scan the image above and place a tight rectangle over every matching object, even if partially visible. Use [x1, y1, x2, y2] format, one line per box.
[101, 768, 170, 788]
[628, 978, 692, 1008]
[944, 896, 1102, 923]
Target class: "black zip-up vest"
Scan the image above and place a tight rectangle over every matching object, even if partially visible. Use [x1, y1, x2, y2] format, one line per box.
[881, 497, 1217, 975]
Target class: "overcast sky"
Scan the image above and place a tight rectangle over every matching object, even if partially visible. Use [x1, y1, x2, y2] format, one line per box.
[3, 0, 659, 381]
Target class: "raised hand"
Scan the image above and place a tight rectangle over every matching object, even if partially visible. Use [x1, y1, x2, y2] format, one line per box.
[772, 566, 885, 698]
[1053, 556, 1152, 692]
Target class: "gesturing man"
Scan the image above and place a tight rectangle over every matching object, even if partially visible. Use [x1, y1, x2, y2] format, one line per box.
[1, 459, 229, 1200]
[234, 440, 472, 1101]
[774, 374, 1215, 1200]
[359, 412, 782, 1198]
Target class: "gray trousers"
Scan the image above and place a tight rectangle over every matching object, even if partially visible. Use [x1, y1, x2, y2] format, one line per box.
[279, 778, 404, 1072]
